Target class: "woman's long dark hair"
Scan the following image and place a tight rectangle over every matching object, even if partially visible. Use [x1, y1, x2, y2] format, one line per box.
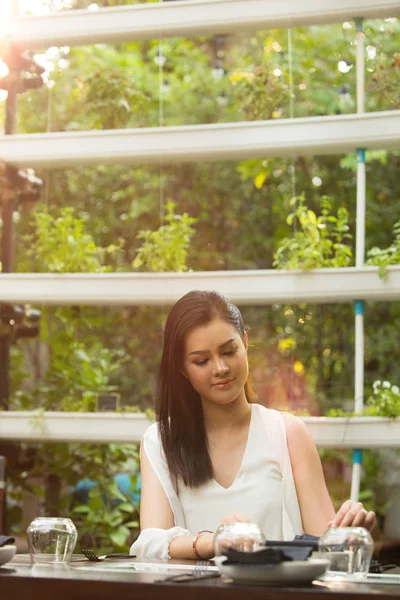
[156, 290, 255, 488]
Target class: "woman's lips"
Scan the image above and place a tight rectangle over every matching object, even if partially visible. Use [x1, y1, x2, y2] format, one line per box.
[213, 379, 233, 388]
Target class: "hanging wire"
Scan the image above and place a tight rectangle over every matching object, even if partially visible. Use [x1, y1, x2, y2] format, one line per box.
[44, 83, 53, 207]
[158, 0, 165, 224]
[42, 0, 58, 207]
[287, 28, 298, 409]
[287, 28, 296, 202]
[157, 0, 167, 334]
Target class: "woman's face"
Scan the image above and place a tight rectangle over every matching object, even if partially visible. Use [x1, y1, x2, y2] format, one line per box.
[182, 318, 249, 406]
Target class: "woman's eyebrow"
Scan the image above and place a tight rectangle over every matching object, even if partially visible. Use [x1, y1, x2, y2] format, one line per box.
[219, 338, 236, 349]
[188, 338, 236, 356]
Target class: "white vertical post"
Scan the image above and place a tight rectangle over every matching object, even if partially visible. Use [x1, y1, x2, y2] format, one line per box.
[356, 149, 366, 268]
[355, 19, 365, 114]
[351, 17, 366, 503]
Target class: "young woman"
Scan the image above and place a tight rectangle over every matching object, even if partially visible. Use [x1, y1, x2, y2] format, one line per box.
[130, 290, 375, 560]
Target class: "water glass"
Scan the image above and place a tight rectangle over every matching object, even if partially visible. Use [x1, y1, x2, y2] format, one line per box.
[27, 517, 78, 564]
[213, 522, 265, 557]
[318, 526, 374, 580]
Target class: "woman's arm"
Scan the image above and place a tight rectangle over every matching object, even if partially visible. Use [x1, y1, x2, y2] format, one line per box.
[139, 443, 175, 529]
[283, 413, 375, 535]
[282, 413, 335, 535]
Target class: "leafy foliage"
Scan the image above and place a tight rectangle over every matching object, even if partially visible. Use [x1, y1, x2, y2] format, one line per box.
[71, 446, 140, 551]
[273, 195, 352, 269]
[133, 202, 197, 271]
[365, 380, 400, 419]
[21, 205, 123, 273]
[366, 220, 400, 277]
[230, 66, 287, 120]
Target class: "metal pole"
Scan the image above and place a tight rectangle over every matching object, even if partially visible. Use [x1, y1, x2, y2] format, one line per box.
[351, 17, 366, 503]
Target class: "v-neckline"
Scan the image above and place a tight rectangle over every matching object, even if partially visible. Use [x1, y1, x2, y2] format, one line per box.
[212, 404, 254, 491]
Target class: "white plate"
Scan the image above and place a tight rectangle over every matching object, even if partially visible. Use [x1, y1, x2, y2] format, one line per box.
[0, 545, 17, 567]
[215, 557, 329, 586]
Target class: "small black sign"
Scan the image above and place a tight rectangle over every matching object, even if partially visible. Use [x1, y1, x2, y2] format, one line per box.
[96, 393, 120, 412]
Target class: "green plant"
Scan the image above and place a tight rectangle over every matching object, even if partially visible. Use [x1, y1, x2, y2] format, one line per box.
[370, 53, 400, 109]
[230, 66, 288, 121]
[325, 407, 354, 418]
[71, 445, 140, 551]
[365, 380, 400, 419]
[133, 202, 197, 272]
[325, 381, 400, 420]
[21, 205, 123, 273]
[366, 220, 400, 277]
[83, 70, 149, 130]
[273, 195, 352, 270]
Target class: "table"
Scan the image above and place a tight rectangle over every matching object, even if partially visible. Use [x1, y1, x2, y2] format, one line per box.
[1, 554, 400, 600]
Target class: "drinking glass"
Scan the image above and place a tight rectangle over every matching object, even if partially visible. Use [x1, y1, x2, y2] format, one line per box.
[213, 522, 265, 557]
[318, 526, 374, 580]
[27, 517, 78, 564]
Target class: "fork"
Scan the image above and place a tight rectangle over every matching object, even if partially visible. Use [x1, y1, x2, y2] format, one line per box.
[154, 560, 220, 584]
[194, 560, 212, 577]
[81, 548, 134, 562]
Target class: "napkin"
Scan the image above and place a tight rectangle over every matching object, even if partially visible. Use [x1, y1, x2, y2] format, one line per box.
[0, 536, 15, 547]
[264, 542, 317, 561]
[222, 535, 319, 566]
[222, 546, 290, 566]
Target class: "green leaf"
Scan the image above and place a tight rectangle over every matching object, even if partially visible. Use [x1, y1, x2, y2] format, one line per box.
[109, 526, 130, 548]
[88, 496, 104, 511]
[73, 505, 90, 514]
[117, 502, 135, 514]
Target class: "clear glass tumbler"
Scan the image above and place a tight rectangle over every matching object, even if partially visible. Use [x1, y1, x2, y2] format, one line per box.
[213, 522, 265, 557]
[27, 517, 78, 564]
[318, 526, 374, 580]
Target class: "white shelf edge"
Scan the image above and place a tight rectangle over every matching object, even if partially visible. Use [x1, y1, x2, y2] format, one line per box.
[302, 416, 400, 449]
[1, 111, 399, 169]
[0, 411, 151, 444]
[7, 0, 400, 50]
[1, 266, 400, 306]
[0, 411, 399, 447]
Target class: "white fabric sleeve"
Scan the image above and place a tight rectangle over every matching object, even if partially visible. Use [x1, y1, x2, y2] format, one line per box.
[129, 526, 191, 559]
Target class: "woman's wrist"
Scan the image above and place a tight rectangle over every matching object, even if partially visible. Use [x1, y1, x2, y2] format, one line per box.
[195, 532, 215, 559]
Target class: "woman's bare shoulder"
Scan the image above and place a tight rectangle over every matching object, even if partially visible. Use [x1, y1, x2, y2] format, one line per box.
[281, 412, 314, 450]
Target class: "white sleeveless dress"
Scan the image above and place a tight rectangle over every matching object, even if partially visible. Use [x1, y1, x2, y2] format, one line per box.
[130, 403, 303, 558]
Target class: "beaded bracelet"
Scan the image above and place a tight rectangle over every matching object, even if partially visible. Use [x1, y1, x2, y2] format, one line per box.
[193, 529, 213, 559]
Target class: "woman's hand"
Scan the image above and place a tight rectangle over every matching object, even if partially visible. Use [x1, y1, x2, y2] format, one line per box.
[331, 500, 376, 532]
[212, 513, 259, 556]
[193, 514, 253, 560]
[219, 513, 252, 526]
[196, 513, 252, 558]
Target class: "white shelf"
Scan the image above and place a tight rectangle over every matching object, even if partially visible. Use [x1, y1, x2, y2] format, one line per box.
[302, 416, 400, 449]
[0, 411, 399, 448]
[0, 411, 150, 444]
[1, 266, 400, 306]
[1, 111, 399, 169]
[8, 0, 400, 50]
